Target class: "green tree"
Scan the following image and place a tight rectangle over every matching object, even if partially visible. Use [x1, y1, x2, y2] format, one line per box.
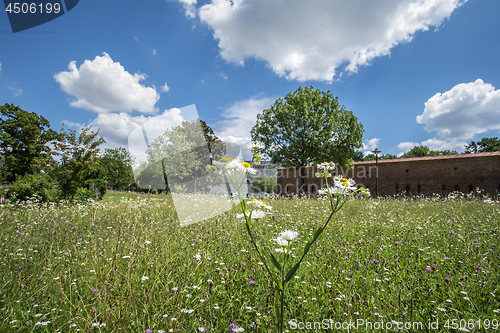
[98, 147, 135, 191]
[464, 137, 500, 153]
[136, 119, 226, 193]
[52, 126, 105, 200]
[0, 103, 57, 182]
[400, 146, 458, 158]
[251, 86, 364, 194]
[401, 146, 435, 158]
[250, 175, 277, 194]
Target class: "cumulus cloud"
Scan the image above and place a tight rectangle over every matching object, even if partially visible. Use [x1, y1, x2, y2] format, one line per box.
[54, 52, 160, 113]
[195, 0, 465, 82]
[178, 0, 197, 18]
[214, 97, 274, 155]
[415, 79, 500, 151]
[397, 141, 419, 153]
[360, 138, 381, 155]
[90, 108, 185, 149]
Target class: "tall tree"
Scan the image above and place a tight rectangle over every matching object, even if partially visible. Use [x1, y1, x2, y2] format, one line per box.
[465, 137, 500, 153]
[98, 147, 135, 190]
[400, 146, 458, 158]
[0, 103, 57, 182]
[136, 118, 226, 193]
[52, 126, 105, 200]
[251, 86, 364, 193]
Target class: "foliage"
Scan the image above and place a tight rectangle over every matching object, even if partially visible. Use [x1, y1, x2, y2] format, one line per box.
[5, 173, 57, 202]
[0, 103, 57, 182]
[72, 187, 94, 202]
[136, 119, 226, 193]
[52, 126, 105, 200]
[465, 137, 500, 153]
[400, 146, 458, 158]
[86, 178, 107, 199]
[250, 175, 277, 194]
[251, 86, 363, 169]
[98, 147, 135, 191]
[251, 86, 363, 194]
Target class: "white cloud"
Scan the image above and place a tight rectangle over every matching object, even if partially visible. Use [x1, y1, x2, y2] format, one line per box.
[360, 138, 381, 155]
[415, 79, 500, 151]
[0, 62, 2, 74]
[214, 97, 273, 151]
[218, 72, 228, 81]
[61, 120, 84, 128]
[90, 108, 184, 149]
[196, 0, 465, 82]
[178, 0, 197, 18]
[161, 83, 170, 92]
[397, 141, 419, 153]
[54, 52, 160, 113]
[8, 86, 23, 97]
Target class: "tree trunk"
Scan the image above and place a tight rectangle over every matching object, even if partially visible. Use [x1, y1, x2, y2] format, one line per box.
[298, 165, 308, 196]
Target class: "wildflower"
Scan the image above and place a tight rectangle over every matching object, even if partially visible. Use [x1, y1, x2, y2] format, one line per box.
[249, 280, 255, 285]
[251, 210, 266, 219]
[92, 289, 98, 293]
[274, 237, 288, 247]
[316, 162, 336, 171]
[141, 276, 149, 281]
[279, 230, 299, 241]
[248, 142, 265, 151]
[247, 199, 272, 210]
[444, 276, 451, 283]
[194, 254, 201, 261]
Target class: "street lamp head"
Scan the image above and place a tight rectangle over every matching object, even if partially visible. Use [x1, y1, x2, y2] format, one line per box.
[372, 148, 381, 156]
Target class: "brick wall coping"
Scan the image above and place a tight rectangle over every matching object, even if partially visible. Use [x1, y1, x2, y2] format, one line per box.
[352, 151, 500, 165]
[275, 151, 500, 170]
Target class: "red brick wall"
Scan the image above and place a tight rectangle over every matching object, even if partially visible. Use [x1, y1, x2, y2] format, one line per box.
[277, 152, 500, 197]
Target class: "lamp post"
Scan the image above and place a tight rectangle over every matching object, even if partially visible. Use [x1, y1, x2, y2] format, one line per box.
[372, 148, 381, 197]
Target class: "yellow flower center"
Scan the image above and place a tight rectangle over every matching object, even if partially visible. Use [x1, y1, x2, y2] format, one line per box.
[340, 178, 348, 182]
[242, 161, 251, 168]
[220, 157, 233, 162]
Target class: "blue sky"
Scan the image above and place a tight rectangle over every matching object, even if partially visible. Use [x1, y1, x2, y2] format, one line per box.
[1, 0, 499, 161]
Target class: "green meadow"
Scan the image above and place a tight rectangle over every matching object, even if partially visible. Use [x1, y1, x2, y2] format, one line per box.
[0, 193, 499, 332]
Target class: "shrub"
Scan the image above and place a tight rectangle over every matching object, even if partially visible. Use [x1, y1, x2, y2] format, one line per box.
[6, 174, 57, 202]
[73, 187, 94, 202]
[85, 178, 107, 199]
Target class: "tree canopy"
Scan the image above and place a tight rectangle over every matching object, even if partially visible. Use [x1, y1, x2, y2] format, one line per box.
[98, 147, 135, 191]
[51, 126, 105, 200]
[135, 118, 226, 193]
[251, 86, 364, 169]
[0, 103, 57, 182]
[465, 137, 500, 153]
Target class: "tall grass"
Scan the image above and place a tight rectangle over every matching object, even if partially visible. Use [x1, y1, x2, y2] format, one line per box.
[0, 194, 499, 332]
